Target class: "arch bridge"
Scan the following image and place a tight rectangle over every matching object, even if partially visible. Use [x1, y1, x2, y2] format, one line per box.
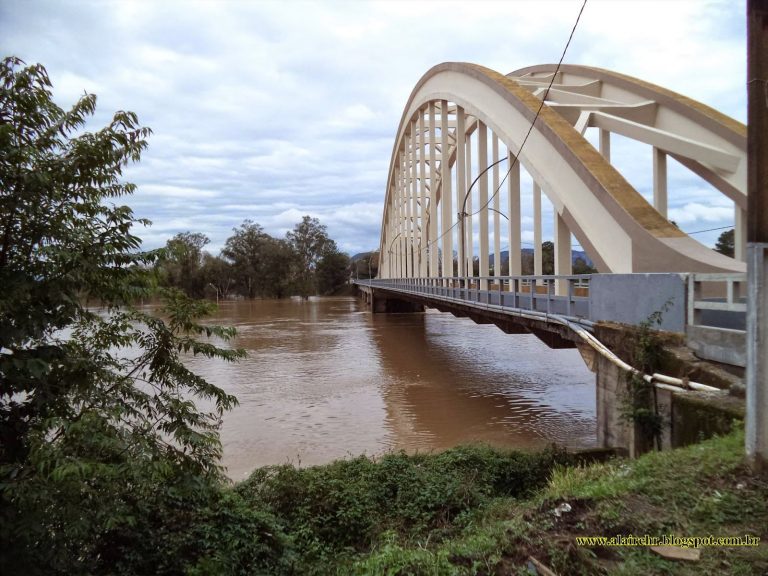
[378, 62, 745, 281]
[356, 62, 748, 455]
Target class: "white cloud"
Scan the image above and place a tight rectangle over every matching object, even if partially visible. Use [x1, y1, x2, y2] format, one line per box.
[0, 0, 746, 254]
[668, 203, 734, 226]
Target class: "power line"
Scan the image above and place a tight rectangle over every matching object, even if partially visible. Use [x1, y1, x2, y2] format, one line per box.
[472, 0, 588, 219]
[684, 224, 733, 235]
[419, 0, 588, 262]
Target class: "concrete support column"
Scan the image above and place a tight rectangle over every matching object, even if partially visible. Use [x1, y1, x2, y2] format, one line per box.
[398, 149, 408, 278]
[507, 154, 522, 276]
[410, 119, 418, 277]
[396, 163, 402, 278]
[440, 100, 452, 281]
[596, 354, 628, 451]
[736, 206, 747, 262]
[418, 109, 428, 277]
[478, 121, 489, 290]
[404, 134, 413, 278]
[492, 133, 501, 278]
[533, 181, 542, 276]
[599, 128, 611, 161]
[400, 153, 407, 278]
[554, 211, 572, 295]
[456, 107, 467, 277]
[653, 147, 668, 218]
[465, 128, 474, 279]
[428, 102, 438, 278]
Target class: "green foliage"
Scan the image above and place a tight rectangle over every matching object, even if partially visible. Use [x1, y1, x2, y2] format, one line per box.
[169, 215, 351, 300]
[346, 428, 766, 576]
[316, 248, 350, 294]
[287, 215, 336, 297]
[542, 240, 555, 275]
[0, 56, 245, 574]
[200, 252, 235, 299]
[620, 305, 670, 451]
[236, 444, 575, 570]
[573, 257, 597, 274]
[157, 231, 211, 297]
[714, 228, 734, 257]
[222, 219, 277, 298]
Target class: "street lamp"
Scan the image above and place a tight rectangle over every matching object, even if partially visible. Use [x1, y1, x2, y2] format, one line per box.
[207, 282, 219, 305]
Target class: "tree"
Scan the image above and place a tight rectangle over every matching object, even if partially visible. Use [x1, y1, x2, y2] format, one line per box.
[286, 215, 334, 297]
[542, 241, 555, 275]
[0, 57, 245, 573]
[200, 253, 235, 300]
[316, 248, 350, 294]
[158, 231, 210, 296]
[222, 219, 272, 299]
[573, 256, 598, 274]
[258, 236, 295, 298]
[714, 228, 735, 257]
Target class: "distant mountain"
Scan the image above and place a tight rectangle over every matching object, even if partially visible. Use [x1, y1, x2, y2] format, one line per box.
[350, 251, 377, 262]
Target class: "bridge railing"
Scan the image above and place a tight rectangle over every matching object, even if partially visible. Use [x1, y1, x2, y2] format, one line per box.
[359, 275, 593, 320]
[685, 272, 747, 367]
[686, 273, 747, 331]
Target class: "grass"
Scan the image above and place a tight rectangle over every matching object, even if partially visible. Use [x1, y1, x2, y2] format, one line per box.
[188, 427, 766, 574]
[342, 427, 767, 575]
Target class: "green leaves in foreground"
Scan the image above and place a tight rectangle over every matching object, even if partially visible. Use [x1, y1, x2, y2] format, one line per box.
[0, 56, 245, 574]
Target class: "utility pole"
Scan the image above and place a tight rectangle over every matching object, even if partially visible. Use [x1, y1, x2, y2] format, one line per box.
[746, 0, 768, 471]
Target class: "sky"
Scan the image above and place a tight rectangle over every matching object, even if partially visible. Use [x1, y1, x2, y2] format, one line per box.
[0, 0, 747, 257]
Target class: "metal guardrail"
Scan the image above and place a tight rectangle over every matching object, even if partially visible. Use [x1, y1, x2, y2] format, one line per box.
[357, 275, 593, 320]
[358, 272, 749, 334]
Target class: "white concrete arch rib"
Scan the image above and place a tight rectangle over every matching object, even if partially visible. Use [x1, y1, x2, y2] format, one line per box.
[378, 62, 745, 277]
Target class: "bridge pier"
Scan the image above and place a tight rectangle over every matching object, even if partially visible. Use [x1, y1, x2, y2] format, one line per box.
[357, 285, 424, 314]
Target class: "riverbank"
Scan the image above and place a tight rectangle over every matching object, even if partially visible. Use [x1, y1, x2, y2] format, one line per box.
[346, 427, 767, 575]
[168, 425, 766, 574]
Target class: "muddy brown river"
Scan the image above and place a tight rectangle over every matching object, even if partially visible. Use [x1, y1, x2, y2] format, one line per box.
[182, 297, 597, 480]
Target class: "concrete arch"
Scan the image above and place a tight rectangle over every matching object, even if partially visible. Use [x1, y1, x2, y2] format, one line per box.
[379, 62, 745, 276]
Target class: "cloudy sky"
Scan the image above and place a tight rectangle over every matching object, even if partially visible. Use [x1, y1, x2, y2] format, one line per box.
[1, 0, 747, 257]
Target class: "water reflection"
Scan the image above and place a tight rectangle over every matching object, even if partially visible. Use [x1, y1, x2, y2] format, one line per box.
[182, 297, 596, 480]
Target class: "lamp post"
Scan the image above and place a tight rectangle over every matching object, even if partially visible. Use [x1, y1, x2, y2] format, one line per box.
[207, 282, 219, 305]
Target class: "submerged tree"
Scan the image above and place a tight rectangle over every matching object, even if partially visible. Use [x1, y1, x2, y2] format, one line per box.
[287, 215, 334, 297]
[157, 231, 210, 296]
[316, 248, 350, 294]
[222, 219, 272, 298]
[0, 57, 246, 573]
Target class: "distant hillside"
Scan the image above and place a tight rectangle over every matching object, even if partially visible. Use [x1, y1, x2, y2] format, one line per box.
[350, 251, 377, 262]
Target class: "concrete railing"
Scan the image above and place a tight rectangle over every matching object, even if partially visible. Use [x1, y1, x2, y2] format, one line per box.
[686, 273, 747, 330]
[685, 273, 747, 367]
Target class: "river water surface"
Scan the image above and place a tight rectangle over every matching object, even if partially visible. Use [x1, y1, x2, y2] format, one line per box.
[184, 297, 597, 480]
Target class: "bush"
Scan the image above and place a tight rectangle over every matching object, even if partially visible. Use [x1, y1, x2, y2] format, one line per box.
[236, 444, 575, 570]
